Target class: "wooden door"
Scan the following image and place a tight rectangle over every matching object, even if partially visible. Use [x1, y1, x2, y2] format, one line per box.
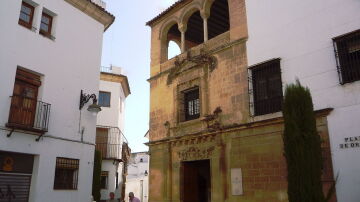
[8, 80, 38, 128]
[96, 128, 109, 158]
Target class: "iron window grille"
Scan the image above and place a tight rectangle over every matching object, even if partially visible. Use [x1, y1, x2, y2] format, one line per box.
[98, 91, 111, 107]
[333, 29, 360, 84]
[53, 157, 79, 190]
[183, 87, 200, 121]
[248, 58, 283, 116]
[18, 1, 34, 29]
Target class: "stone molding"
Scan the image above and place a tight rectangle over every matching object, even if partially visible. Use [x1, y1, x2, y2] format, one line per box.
[145, 108, 333, 146]
[167, 51, 217, 85]
[177, 146, 215, 161]
[64, 0, 115, 31]
[100, 72, 131, 97]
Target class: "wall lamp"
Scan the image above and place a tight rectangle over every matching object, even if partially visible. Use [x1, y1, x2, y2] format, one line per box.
[144, 170, 148, 176]
[79, 90, 101, 116]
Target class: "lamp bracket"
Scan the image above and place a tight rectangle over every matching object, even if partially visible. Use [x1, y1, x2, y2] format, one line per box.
[79, 90, 98, 110]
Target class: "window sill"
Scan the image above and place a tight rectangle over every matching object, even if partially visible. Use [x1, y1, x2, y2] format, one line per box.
[39, 32, 56, 41]
[177, 117, 201, 127]
[53, 189, 78, 191]
[250, 111, 283, 123]
[18, 22, 37, 33]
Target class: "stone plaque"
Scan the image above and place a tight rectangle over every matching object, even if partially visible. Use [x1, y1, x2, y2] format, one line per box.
[231, 168, 243, 195]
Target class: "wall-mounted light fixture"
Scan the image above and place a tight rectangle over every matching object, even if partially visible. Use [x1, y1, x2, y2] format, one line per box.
[144, 170, 148, 176]
[79, 90, 101, 116]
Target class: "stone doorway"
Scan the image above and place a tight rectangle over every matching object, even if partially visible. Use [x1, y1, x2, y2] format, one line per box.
[180, 160, 211, 202]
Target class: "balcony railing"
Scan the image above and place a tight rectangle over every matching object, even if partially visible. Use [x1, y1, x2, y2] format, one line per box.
[96, 126, 127, 160]
[100, 66, 112, 73]
[7, 95, 51, 133]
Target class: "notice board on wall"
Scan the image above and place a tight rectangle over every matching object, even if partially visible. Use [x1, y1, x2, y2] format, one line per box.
[231, 168, 243, 195]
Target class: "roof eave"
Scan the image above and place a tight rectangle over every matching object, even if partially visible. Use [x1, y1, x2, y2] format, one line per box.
[145, 0, 190, 27]
[64, 0, 115, 32]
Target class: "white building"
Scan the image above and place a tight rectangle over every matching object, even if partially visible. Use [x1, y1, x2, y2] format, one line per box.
[245, 1, 360, 202]
[0, 0, 114, 201]
[96, 65, 131, 201]
[125, 151, 149, 202]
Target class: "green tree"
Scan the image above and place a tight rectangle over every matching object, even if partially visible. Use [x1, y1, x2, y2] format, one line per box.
[92, 150, 102, 202]
[282, 80, 324, 202]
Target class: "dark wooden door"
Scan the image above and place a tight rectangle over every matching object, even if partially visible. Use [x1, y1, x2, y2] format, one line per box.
[96, 128, 109, 158]
[181, 160, 211, 202]
[8, 80, 38, 128]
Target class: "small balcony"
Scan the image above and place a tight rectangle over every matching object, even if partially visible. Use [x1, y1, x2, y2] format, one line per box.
[6, 95, 51, 134]
[96, 126, 127, 161]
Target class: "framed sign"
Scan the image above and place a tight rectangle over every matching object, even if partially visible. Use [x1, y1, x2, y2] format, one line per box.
[231, 168, 243, 195]
[0, 151, 34, 174]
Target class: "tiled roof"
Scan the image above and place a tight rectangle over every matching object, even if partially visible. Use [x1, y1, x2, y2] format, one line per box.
[146, 0, 190, 26]
[65, 0, 115, 31]
[86, 0, 115, 31]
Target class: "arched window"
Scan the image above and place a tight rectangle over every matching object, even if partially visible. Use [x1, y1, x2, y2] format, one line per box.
[166, 23, 181, 60]
[168, 40, 181, 59]
[208, 0, 229, 40]
[185, 11, 204, 50]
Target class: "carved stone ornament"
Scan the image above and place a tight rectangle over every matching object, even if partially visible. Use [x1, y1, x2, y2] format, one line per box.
[178, 146, 215, 161]
[202, 106, 223, 130]
[167, 51, 217, 85]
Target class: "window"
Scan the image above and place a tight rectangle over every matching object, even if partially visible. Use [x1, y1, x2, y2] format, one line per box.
[333, 29, 360, 84]
[183, 88, 200, 121]
[54, 157, 79, 190]
[18, 1, 34, 29]
[100, 171, 109, 189]
[98, 91, 111, 107]
[115, 172, 119, 189]
[250, 59, 283, 116]
[40, 12, 53, 37]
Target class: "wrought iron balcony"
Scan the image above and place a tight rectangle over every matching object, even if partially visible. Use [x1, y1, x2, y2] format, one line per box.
[96, 126, 127, 160]
[6, 95, 51, 134]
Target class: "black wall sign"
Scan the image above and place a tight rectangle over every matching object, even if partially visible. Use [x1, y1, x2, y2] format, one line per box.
[0, 151, 34, 174]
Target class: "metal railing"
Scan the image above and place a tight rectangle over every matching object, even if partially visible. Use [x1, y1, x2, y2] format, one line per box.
[333, 29, 360, 84]
[248, 58, 283, 116]
[100, 66, 112, 73]
[96, 126, 128, 160]
[7, 95, 51, 132]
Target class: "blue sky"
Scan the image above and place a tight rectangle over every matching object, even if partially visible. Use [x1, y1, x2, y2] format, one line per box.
[101, 0, 177, 152]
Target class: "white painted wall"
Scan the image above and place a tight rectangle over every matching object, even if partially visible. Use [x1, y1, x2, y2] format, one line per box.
[245, 1, 360, 201]
[97, 66, 126, 132]
[97, 66, 128, 200]
[0, 0, 107, 201]
[100, 160, 124, 201]
[126, 152, 149, 202]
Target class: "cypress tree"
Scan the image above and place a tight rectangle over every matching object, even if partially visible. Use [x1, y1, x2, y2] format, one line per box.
[282, 80, 324, 202]
[92, 150, 102, 202]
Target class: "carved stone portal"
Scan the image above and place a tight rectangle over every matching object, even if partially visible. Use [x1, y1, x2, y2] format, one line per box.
[178, 146, 215, 161]
[167, 51, 217, 85]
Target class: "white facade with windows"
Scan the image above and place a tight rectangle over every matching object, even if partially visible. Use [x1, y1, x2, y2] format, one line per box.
[125, 152, 149, 202]
[0, 0, 113, 201]
[96, 65, 131, 201]
[245, 1, 360, 201]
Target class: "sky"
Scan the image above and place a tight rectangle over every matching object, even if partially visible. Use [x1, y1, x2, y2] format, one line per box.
[100, 0, 177, 152]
